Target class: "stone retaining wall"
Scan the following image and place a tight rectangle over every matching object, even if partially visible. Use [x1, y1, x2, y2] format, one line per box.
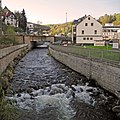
[0, 44, 28, 75]
[49, 47, 120, 97]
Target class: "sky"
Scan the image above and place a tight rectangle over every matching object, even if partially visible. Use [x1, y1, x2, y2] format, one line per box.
[2, 0, 120, 25]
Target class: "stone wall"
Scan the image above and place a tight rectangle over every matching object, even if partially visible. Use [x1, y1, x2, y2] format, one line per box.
[49, 47, 120, 97]
[0, 44, 28, 75]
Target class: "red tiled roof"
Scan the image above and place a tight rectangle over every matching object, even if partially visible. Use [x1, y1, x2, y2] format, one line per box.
[5, 11, 12, 17]
[2, 6, 13, 17]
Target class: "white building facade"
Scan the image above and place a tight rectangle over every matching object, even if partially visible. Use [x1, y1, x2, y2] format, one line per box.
[103, 23, 120, 40]
[4, 13, 18, 27]
[72, 15, 103, 46]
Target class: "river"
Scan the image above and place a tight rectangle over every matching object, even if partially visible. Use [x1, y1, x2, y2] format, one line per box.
[7, 48, 118, 120]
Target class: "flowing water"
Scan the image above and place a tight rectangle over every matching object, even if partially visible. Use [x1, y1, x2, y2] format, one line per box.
[7, 48, 118, 120]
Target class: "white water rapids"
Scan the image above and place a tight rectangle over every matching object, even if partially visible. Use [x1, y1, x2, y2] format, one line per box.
[7, 83, 98, 120]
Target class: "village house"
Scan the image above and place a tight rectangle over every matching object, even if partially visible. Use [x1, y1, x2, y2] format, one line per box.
[2, 6, 18, 28]
[27, 22, 50, 35]
[72, 15, 103, 46]
[27, 22, 34, 34]
[103, 23, 120, 41]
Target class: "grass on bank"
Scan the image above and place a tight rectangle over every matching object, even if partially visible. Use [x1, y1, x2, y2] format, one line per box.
[80, 45, 112, 50]
[51, 44, 120, 62]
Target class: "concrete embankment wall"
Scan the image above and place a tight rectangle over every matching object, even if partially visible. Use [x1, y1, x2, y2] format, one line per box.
[49, 47, 120, 97]
[0, 44, 28, 75]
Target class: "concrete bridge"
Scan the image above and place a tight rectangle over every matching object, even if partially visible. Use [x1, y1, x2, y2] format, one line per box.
[0, 34, 55, 75]
[15, 35, 55, 49]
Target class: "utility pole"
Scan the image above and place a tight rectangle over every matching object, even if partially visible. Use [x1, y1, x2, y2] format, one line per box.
[65, 12, 68, 37]
[66, 12, 67, 23]
[0, 0, 2, 40]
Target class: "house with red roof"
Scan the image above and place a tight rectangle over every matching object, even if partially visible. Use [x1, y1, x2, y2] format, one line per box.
[2, 6, 18, 27]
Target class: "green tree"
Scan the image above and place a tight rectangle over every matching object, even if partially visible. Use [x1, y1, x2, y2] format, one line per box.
[6, 26, 16, 35]
[18, 9, 27, 33]
[98, 13, 117, 25]
[14, 11, 21, 31]
[99, 14, 110, 25]
[113, 13, 120, 25]
[1, 25, 17, 45]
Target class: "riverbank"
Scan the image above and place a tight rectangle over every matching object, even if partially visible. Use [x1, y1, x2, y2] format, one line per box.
[6, 48, 119, 120]
[49, 45, 120, 119]
[0, 45, 29, 120]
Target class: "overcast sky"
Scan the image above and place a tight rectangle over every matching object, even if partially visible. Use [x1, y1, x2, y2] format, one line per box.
[2, 0, 120, 24]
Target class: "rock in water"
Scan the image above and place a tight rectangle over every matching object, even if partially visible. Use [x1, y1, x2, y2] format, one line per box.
[116, 113, 120, 118]
[112, 106, 120, 113]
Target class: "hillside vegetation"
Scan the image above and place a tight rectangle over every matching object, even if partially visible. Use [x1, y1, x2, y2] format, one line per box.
[48, 13, 120, 36]
[98, 13, 120, 25]
[48, 22, 72, 36]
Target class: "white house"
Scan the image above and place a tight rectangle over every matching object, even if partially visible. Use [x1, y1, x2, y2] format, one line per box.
[2, 6, 18, 27]
[103, 23, 120, 40]
[27, 22, 34, 34]
[72, 15, 104, 46]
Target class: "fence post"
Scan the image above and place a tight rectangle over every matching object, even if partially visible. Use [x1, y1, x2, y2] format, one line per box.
[119, 52, 120, 63]
[88, 49, 91, 57]
[101, 50, 104, 59]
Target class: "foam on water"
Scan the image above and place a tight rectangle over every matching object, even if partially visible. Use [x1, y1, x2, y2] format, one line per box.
[7, 83, 98, 119]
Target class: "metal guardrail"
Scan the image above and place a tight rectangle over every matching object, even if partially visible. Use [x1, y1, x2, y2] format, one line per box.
[50, 44, 120, 62]
[0, 44, 28, 59]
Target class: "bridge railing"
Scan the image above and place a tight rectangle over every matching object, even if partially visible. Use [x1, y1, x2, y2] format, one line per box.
[49, 44, 120, 63]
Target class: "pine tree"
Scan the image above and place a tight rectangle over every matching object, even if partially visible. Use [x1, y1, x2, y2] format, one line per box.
[18, 9, 27, 33]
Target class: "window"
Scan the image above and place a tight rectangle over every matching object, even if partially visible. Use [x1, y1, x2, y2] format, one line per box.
[85, 23, 88, 26]
[83, 38, 86, 40]
[88, 17, 90, 20]
[91, 23, 93, 26]
[90, 38, 93, 40]
[73, 28, 76, 32]
[87, 38, 89, 40]
[82, 30, 84, 34]
[94, 30, 97, 34]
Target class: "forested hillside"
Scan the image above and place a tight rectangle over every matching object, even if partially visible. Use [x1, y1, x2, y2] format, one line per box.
[48, 22, 72, 35]
[98, 13, 120, 25]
